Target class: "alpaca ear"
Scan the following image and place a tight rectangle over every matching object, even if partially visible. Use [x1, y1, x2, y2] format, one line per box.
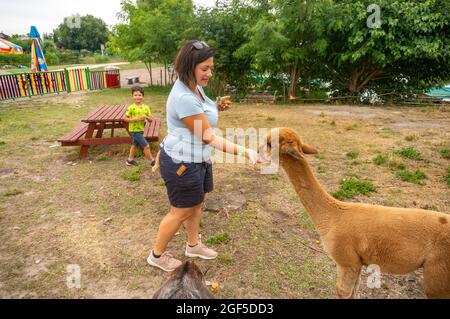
[302, 144, 319, 155]
[281, 142, 304, 160]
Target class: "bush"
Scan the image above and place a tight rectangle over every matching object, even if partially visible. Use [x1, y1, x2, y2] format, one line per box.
[57, 50, 80, 64]
[0, 54, 31, 67]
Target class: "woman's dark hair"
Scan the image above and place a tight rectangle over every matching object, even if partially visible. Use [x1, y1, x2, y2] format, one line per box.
[131, 85, 145, 96]
[174, 40, 214, 88]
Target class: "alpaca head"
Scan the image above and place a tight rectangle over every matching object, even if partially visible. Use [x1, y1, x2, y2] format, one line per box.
[262, 128, 319, 161]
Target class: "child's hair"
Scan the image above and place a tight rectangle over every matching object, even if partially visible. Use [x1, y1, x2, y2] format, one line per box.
[131, 86, 145, 96]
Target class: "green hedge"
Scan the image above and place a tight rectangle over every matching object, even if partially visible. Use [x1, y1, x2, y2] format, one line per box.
[0, 54, 31, 67]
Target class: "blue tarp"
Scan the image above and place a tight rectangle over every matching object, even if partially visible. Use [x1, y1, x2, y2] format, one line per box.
[426, 86, 450, 98]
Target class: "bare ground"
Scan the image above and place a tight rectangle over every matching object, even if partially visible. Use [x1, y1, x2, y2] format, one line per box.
[0, 91, 449, 299]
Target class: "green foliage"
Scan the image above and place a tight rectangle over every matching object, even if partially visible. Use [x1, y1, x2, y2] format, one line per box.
[346, 150, 359, 159]
[57, 50, 81, 64]
[325, 0, 450, 96]
[440, 148, 450, 160]
[191, 3, 255, 95]
[396, 169, 427, 185]
[94, 54, 110, 64]
[394, 147, 423, 161]
[122, 167, 142, 181]
[54, 15, 109, 52]
[0, 54, 31, 67]
[332, 177, 377, 200]
[236, 0, 331, 97]
[108, 0, 194, 84]
[317, 165, 328, 174]
[206, 233, 230, 245]
[373, 155, 387, 165]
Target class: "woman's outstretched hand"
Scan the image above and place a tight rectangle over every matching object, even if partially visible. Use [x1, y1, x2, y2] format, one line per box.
[245, 149, 264, 165]
[217, 96, 232, 112]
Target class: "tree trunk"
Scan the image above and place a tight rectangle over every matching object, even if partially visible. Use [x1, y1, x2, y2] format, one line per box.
[164, 62, 167, 86]
[348, 64, 384, 93]
[144, 61, 153, 86]
[288, 64, 300, 100]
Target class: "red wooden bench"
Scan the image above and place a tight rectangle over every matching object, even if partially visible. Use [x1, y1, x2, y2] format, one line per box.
[58, 105, 161, 159]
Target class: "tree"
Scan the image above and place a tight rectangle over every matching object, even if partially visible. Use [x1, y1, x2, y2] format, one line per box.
[108, 0, 194, 85]
[191, 0, 255, 95]
[54, 15, 109, 52]
[236, 0, 331, 98]
[325, 0, 450, 96]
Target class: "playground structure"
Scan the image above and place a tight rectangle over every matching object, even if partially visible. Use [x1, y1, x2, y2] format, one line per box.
[0, 38, 24, 55]
[0, 68, 121, 101]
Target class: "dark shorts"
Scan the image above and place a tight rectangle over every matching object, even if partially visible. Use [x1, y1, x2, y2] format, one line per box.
[159, 147, 213, 208]
[131, 132, 149, 148]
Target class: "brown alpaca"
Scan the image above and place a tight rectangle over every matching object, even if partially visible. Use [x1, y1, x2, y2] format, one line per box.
[262, 128, 450, 299]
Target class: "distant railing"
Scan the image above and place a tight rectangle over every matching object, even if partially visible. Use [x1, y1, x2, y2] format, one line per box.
[0, 68, 121, 101]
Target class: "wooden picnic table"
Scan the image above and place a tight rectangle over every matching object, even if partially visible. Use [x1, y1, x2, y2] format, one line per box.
[58, 105, 160, 159]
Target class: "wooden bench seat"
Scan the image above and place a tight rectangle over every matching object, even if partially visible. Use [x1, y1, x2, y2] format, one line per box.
[58, 123, 89, 146]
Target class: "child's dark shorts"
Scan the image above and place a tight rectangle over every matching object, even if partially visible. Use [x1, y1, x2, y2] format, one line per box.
[159, 147, 213, 208]
[131, 132, 149, 148]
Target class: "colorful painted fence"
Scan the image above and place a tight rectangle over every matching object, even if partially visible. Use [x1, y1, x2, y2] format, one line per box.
[0, 68, 120, 101]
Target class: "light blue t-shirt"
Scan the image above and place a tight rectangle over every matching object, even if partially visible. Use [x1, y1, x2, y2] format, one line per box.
[163, 80, 219, 163]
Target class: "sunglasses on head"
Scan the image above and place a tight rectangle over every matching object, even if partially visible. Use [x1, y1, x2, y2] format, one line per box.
[191, 41, 209, 51]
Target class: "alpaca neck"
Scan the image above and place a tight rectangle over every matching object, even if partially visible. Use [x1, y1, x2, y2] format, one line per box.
[281, 157, 341, 235]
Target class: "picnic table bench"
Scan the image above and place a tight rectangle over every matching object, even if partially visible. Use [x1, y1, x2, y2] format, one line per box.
[125, 75, 140, 85]
[58, 105, 160, 159]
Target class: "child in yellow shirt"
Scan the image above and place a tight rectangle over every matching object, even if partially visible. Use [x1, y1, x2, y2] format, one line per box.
[123, 86, 156, 168]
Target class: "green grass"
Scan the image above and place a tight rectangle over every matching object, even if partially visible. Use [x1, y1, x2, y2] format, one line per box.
[96, 155, 110, 162]
[373, 155, 387, 165]
[205, 233, 230, 245]
[394, 147, 423, 161]
[122, 167, 142, 181]
[440, 148, 450, 160]
[317, 165, 328, 174]
[396, 169, 427, 185]
[332, 177, 377, 200]
[346, 150, 359, 159]
[0, 141, 6, 146]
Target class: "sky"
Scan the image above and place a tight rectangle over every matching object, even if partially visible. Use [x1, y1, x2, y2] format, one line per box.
[0, 0, 215, 36]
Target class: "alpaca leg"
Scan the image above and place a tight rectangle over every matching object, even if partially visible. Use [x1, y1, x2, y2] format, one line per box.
[423, 259, 450, 299]
[336, 264, 362, 299]
[350, 269, 362, 299]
